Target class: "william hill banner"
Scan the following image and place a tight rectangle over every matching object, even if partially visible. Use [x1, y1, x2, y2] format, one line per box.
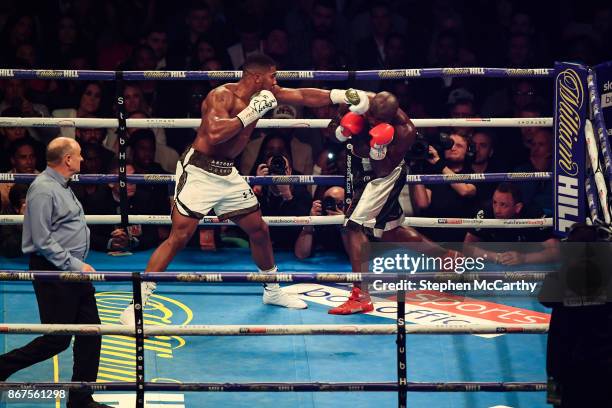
[553, 62, 587, 237]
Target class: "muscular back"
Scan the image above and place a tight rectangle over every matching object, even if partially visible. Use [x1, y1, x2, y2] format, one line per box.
[192, 83, 257, 159]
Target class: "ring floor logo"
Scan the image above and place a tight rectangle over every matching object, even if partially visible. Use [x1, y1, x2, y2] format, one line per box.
[291, 284, 549, 339]
[89, 292, 193, 407]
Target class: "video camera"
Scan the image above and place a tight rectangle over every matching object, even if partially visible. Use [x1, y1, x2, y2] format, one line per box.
[405, 131, 454, 161]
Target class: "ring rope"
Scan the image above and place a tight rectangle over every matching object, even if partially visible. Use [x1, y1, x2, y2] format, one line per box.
[0, 67, 555, 81]
[0, 117, 553, 129]
[0, 380, 547, 393]
[0, 271, 550, 283]
[0, 214, 553, 228]
[0, 172, 553, 186]
[0, 323, 549, 336]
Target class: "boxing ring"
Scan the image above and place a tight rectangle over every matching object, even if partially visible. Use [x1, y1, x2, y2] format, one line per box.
[0, 63, 610, 408]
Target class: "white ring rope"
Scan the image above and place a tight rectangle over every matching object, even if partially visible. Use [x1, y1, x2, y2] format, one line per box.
[585, 119, 612, 223]
[0, 117, 553, 129]
[0, 323, 549, 336]
[0, 214, 552, 228]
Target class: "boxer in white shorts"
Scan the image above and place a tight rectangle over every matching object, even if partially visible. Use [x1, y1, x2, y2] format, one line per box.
[120, 53, 371, 324]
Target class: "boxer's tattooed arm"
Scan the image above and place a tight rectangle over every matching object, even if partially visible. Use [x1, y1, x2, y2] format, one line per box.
[201, 87, 243, 145]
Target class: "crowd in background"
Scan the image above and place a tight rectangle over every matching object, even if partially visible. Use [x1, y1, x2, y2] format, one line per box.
[0, 0, 609, 256]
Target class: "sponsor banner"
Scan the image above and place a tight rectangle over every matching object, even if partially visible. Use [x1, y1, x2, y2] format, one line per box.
[291, 283, 549, 339]
[553, 62, 587, 237]
[594, 61, 612, 136]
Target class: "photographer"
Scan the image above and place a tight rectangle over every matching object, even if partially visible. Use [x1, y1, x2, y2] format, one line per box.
[312, 145, 347, 199]
[295, 186, 348, 259]
[255, 153, 312, 250]
[411, 130, 477, 241]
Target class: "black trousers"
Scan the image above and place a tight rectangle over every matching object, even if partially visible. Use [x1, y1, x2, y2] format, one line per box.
[0, 255, 101, 404]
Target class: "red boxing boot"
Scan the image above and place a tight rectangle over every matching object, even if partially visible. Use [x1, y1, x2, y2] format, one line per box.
[328, 287, 374, 315]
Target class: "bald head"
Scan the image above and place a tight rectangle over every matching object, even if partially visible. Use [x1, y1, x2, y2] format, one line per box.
[370, 91, 399, 123]
[47, 137, 79, 165]
[324, 186, 345, 201]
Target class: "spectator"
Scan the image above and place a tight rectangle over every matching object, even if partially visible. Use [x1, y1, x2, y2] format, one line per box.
[13, 42, 39, 68]
[0, 139, 39, 211]
[144, 25, 169, 69]
[126, 45, 161, 112]
[0, 13, 38, 65]
[262, 27, 292, 69]
[51, 82, 104, 139]
[122, 84, 151, 116]
[129, 129, 173, 206]
[464, 183, 558, 265]
[514, 128, 554, 215]
[0, 107, 45, 171]
[74, 124, 115, 166]
[384, 33, 410, 69]
[72, 143, 108, 208]
[354, 2, 393, 70]
[227, 17, 263, 70]
[309, 35, 346, 70]
[190, 36, 230, 70]
[45, 14, 85, 68]
[470, 130, 505, 208]
[290, 0, 348, 68]
[481, 79, 544, 118]
[412, 131, 477, 241]
[295, 186, 348, 259]
[254, 154, 312, 250]
[447, 89, 476, 134]
[84, 162, 168, 252]
[104, 111, 177, 173]
[506, 33, 535, 67]
[494, 102, 545, 170]
[0, 184, 28, 258]
[0, 79, 50, 142]
[167, 1, 227, 70]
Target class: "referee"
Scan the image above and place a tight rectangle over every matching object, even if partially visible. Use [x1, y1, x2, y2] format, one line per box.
[0, 137, 110, 408]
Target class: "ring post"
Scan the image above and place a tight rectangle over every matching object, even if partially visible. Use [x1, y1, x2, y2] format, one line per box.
[553, 62, 587, 237]
[131, 272, 146, 408]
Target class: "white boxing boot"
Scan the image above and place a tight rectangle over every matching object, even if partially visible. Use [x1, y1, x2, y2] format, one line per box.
[260, 266, 307, 309]
[119, 282, 157, 326]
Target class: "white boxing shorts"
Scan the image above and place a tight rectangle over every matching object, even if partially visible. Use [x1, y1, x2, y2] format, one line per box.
[174, 148, 259, 220]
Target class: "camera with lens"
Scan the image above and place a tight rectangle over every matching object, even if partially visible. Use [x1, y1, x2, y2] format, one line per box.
[322, 196, 339, 215]
[268, 154, 288, 175]
[406, 131, 455, 173]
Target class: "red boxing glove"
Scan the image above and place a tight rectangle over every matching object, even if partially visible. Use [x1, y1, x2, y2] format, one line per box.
[335, 112, 364, 142]
[369, 123, 394, 160]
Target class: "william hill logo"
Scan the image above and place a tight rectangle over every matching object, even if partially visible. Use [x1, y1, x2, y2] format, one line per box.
[94, 292, 193, 382]
[555, 68, 584, 232]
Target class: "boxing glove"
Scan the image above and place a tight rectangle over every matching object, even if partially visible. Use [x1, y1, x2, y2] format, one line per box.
[237, 90, 278, 127]
[369, 123, 394, 160]
[335, 112, 365, 142]
[330, 88, 370, 114]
